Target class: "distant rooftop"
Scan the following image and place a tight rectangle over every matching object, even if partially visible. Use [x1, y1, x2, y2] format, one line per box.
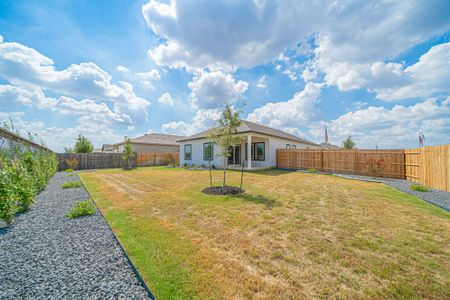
[178, 120, 318, 145]
[114, 133, 186, 147]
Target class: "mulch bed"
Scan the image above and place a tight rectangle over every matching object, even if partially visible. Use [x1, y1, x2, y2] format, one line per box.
[202, 186, 244, 195]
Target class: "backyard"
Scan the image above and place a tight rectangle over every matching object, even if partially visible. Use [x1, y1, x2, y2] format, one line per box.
[80, 167, 450, 299]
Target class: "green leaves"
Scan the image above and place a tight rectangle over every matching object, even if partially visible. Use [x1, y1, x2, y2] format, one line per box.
[73, 134, 94, 153]
[67, 199, 96, 219]
[0, 146, 57, 224]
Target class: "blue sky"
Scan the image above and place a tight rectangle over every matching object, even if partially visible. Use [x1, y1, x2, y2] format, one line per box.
[0, 0, 449, 151]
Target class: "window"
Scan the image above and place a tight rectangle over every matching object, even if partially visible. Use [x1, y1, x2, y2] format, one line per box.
[292, 145, 296, 149]
[286, 144, 291, 149]
[184, 144, 192, 160]
[203, 142, 213, 160]
[245, 142, 265, 161]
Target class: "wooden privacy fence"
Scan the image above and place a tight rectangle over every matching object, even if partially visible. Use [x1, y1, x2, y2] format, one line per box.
[135, 152, 179, 167]
[277, 145, 450, 191]
[277, 149, 405, 179]
[57, 152, 179, 171]
[405, 145, 450, 192]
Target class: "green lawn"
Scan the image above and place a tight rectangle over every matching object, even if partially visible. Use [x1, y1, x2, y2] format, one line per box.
[80, 167, 450, 299]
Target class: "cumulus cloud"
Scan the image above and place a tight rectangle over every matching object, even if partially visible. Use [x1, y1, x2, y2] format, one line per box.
[0, 40, 150, 123]
[158, 92, 174, 106]
[0, 111, 123, 152]
[142, 0, 450, 72]
[188, 70, 248, 109]
[162, 108, 221, 136]
[142, 0, 324, 69]
[247, 82, 323, 129]
[327, 97, 450, 148]
[135, 69, 161, 89]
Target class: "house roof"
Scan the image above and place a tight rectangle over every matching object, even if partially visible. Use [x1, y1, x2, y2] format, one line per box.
[113, 133, 186, 147]
[178, 120, 318, 145]
[320, 142, 341, 149]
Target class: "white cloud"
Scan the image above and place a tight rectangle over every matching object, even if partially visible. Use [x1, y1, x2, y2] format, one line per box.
[0, 111, 123, 152]
[142, 0, 323, 69]
[116, 65, 130, 73]
[247, 82, 323, 129]
[158, 92, 174, 106]
[188, 70, 248, 109]
[135, 69, 161, 89]
[256, 75, 267, 89]
[0, 40, 150, 123]
[328, 97, 450, 148]
[162, 108, 221, 136]
[0, 35, 3, 43]
[142, 0, 450, 72]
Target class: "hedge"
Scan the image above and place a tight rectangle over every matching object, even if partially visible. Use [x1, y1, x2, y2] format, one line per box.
[0, 140, 57, 224]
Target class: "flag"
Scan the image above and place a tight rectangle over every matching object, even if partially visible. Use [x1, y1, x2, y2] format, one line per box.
[325, 126, 328, 143]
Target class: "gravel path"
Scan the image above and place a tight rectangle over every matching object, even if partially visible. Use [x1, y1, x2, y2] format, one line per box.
[0, 172, 151, 299]
[334, 174, 450, 211]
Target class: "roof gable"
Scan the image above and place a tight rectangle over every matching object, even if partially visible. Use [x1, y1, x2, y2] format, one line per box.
[178, 120, 318, 145]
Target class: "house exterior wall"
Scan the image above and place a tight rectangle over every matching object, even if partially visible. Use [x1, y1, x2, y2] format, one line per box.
[179, 135, 319, 168]
[115, 143, 179, 153]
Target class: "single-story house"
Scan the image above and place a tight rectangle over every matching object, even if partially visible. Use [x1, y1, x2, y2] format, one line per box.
[113, 133, 185, 153]
[177, 120, 320, 169]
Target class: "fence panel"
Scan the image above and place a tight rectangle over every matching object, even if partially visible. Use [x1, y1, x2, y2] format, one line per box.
[277, 149, 405, 179]
[405, 145, 450, 192]
[57, 152, 179, 171]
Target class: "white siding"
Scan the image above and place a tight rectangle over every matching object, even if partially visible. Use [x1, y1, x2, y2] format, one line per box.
[179, 135, 319, 168]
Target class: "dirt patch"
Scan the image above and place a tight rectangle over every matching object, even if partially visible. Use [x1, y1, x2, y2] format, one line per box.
[202, 186, 244, 195]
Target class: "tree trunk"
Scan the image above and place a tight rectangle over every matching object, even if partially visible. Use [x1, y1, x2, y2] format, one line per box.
[239, 161, 244, 193]
[209, 160, 212, 187]
[222, 156, 226, 189]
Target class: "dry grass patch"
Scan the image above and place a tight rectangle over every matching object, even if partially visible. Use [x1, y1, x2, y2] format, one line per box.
[80, 167, 450, 299]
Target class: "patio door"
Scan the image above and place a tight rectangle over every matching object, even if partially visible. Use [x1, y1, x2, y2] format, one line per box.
[227, 145, 241, 165]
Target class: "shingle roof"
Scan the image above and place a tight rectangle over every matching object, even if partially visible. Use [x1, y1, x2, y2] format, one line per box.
[113, 133, 186, 146]
[178, 120, 318, 145]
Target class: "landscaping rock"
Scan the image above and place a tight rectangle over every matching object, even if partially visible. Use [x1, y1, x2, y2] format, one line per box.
[0, 172, 150, 299]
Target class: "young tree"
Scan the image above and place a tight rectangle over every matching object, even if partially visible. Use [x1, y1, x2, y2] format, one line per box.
[209, 105, 243, 189]
[342, 136, 356, 149]
[122, 138, 134, 169]
[73, 135, 93, 153]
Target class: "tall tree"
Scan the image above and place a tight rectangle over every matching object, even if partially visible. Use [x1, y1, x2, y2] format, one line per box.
[73, 135, 93, 153]
[209, 105, 242, 189]
[342, 136, 356, 149]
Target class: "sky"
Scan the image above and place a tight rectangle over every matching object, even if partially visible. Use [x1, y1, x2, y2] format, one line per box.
[0, 0, 449, 151]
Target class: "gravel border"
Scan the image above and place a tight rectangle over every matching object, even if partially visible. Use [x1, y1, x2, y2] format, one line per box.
[0, 172, 152, 299]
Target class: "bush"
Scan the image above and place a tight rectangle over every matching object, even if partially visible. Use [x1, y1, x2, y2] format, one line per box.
[61, 181, 82, 189]
[410, 184, 429, 192]
[0, 138, 57, 224]
[64, 168, 74, 173]
[307, 168, 319, 173]
[67, 200, 96, 219]
[65, 158, 79, 170]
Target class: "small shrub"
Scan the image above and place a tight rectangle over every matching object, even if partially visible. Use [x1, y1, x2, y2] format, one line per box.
[201, 164, 206, 168]
[410, 184, 429, 192]
[307, 168, 318, 173]
[61, 181, 82, 189]
[65, 158, 79, 170]
[212, 164, 216, 169]
[183, 163, 188, 168]
[64, 168, 74, 173]
[67, 200, 96, 219]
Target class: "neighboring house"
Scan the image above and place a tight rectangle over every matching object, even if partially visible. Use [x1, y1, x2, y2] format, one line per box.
[178, 120, 320, 169]
[112, 133, 186, 153]
[320, 142, 340, 149]
[101, 144, 114, 152]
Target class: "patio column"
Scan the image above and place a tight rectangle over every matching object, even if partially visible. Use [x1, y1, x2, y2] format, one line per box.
[247, 134, 252, 169]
